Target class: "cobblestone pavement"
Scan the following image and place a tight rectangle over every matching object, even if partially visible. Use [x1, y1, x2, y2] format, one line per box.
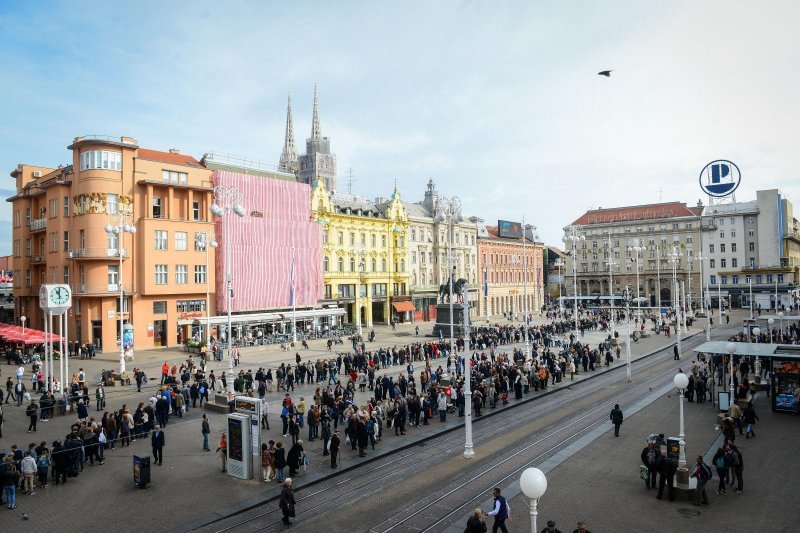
[0, 313, 726, 531]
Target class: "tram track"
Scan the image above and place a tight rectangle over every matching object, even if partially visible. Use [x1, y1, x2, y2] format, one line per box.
[197, 325, 732, 532]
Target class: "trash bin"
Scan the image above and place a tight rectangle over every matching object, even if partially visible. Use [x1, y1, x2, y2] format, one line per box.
[133, 455, 151, 488]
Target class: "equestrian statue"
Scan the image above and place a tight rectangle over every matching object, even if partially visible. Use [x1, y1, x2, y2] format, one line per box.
[439, 277, 468, 304]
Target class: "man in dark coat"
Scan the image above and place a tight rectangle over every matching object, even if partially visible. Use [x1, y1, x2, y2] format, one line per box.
[655, 451, 677, 501]
[329, 430, 340, 468]
[640, 443, 658, 489]
[151, 425, 165, 465]
[609, 404, 623, 437]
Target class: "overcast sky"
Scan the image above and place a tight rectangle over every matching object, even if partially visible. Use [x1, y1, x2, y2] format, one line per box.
[2, 0, 798, 256]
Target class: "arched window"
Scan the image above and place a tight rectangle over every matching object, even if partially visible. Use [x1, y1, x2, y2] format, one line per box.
[400, 259, 405, 272]
[338, 257, 344, 272]
[381, 259, 387, 272]
[324, 256, 329, 271]
[350, 258, 356, 272]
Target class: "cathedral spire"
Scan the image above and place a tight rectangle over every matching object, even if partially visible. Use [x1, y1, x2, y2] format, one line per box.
[311, 83, 322, 141]
[279, 93, 298, 173]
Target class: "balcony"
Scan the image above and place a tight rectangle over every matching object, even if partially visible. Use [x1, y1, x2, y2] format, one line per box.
[29, 218, 47, 232]
[68, 248, 129, 260]
[31, 255, 46, 265]
[70, 283, 135, 295]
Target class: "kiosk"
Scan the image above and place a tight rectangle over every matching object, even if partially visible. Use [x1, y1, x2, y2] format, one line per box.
[226, 413, 252, 479]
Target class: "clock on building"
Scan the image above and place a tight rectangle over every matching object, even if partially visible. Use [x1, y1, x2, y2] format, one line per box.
[39, 283, 73, 313]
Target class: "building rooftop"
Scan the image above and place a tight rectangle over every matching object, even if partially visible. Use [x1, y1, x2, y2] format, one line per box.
[138, 149, 204, 168]
[483, 225, 538, 244]
[331, 192, 381, 216]
[702, 200, 759, 216]
[571, 201, 698, 226]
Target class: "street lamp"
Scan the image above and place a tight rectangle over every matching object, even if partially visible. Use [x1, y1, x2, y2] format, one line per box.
[627, 242, 646, 317]
[460, 282, 474, 458]
[778, 311, 784, 339]
[434, 195, 463, 366]
[520, 467, 548, 533]
[605, 234, 617, 335]
[673, 372, 689, 472]
[195, 231, 218, 346]
[696, 253, 711, 341]
[352, 248, 367, 338]
[669, 246, 682, 360]
[20, 315, 26, 335]
[105, 210, 136, 374]
[563, 226, 585, 335]
[553, 259, 564, 319]
[727, 341, 737, 406]
[623, 285, 633, 382]
[768, 318, 774, 344]
[210, 185, 246, 394]
[522, 221, 533, 362]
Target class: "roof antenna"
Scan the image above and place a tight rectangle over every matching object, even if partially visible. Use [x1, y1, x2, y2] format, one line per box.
[658, 187, 663, 203]
[347, 168, 354, 195]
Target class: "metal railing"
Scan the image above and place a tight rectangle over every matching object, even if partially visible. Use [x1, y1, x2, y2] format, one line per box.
[30, 218, 47, 231]
[68, 248, 129, 259]
[70, 283, 135, 295]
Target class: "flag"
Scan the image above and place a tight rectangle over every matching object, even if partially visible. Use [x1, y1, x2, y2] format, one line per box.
[483, 265, 488, 297]
[288, 252, 296, 306]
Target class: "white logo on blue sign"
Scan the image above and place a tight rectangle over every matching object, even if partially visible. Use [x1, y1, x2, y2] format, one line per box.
[699, 160, 741, 198]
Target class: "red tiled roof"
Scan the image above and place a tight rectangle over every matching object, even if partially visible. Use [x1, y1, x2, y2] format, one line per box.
[137, 149, 204, 168]
[571, 202, 697, 226]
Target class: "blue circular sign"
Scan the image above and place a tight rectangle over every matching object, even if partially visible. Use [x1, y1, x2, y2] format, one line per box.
[699, 160, 741, 198]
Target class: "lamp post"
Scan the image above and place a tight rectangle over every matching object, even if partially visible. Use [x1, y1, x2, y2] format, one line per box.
[627, 242, 646, 318]
[669, 246, 682, 359]
[563, 225, 585, 334]
[522, 222, 532, 361]
[210, 185, 246, 394]
[624, 285, 632, 382]
[520, 467, 548, 533]
[195, 231, 218, 345]
[461, 283, 474, 457]
[554, 259, 564, 319]
[696, 253, 710, 341]
[656, 244, 662, 309]
[20, 315, 26, 335]
[768, 318, 774, 343]
[674, 372, 689, 472]
[105, 210, 136, 374]
[605, 234, 617, 335]
[352, 248, 367, 338]
[434, 195, 463, 366]
[727, 341, 737, 406]
[778, 311, 784, 339]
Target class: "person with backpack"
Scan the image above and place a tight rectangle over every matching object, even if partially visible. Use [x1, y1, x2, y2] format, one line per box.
[689, 455, 712, 506]
[712, 447, 728, 495]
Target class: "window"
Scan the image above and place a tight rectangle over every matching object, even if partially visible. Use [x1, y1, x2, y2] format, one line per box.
[152, 197, 162, 218]
[745, 275, 751, 284]
[720, 259, 727, 268]
[720, 231, 725, 238]
[719, 218, 724, 226]
[748, 242, 755, 252]
[747, 216, 754, 224]
[25, 208, 31, 226]
[748, 229, 754, 237]
[25, 269, 31, 287]
[709, 244, 714, 253]
[350, 258, 356, 272]
[359, 283, 367, 298]
[686, 236, 693, 243]
[382, 258, 387, 272]
[756, 275, 763, 284]
[80, 230, 85, 248]
[48, 198, 57, 218]
[411, 251, 417, 264]
[382, 235, 386, 247]
[372, 283, 387, 297]
[710, 275, 717, 285]
[192, 201, 201, 221]
[155, 265, 168, 284]
[176, 300, 206, 312]
[162, 170, 187, 184]
[322, 231, 328, 244]
[411, 229, 416, 241]
[175, 264, 188, 284]
[337, 285, 355, 298]
[778, 274, 784, 283]
[80, 150, 122, 171]
[155, 230, 167, 250]
[108, 265, 119, 289]
[25, 239, 31, 256]
[63, 266, 69, 284]
[349, 233, 355, 246]
[49, 232, 57, 252]
[400, 259, 405, 272]
[732, 258, 738, 267]
[731, 243, 737, 252]
[766, 274, 773, 283]
[323, 256, 329, 271]
[107, 230, 118, 253]
[360, 233, 366, 245]
[107, 193, 118, 215]
[732, 275, 739, 284]
[709, 259, 715, 268]
[371, 258, 377, 272]
[337, 257, 344, 272]
[721, 275, 728, 284]
[63, 231, 69, 252]
[337, 232, 343, 245]
[731, 230, 736, 238]
[13, 240, 20, 257]
[175, 231, 188, 251]
[324, 285, 332, 299]
[720, 244, 726, 253]
[194, 265, 206, 284]
[63, 197, 70, 217]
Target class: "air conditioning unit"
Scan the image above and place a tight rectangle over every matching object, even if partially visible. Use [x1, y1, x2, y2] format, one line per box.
[68, 251, 76, 259]
[33, 256, 42, 263]
[32, 171, 42, 178]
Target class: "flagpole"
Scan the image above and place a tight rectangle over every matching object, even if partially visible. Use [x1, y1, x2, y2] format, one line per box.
[291, 242, 297, 344]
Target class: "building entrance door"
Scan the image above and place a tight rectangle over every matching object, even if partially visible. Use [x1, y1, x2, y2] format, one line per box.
[154, 320, 167, 347]
[91, 320, 102, 350]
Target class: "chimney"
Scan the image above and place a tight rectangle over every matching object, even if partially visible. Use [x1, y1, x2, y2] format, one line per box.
[169, 148, 181, 155]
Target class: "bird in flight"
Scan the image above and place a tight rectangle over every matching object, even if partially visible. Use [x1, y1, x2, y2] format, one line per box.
[598, 70, 613, 77]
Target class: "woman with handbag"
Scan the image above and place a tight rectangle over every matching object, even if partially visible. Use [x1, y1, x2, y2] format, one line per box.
[279, 478, 296, 525]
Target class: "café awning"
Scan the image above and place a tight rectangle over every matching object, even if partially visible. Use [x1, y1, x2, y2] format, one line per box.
[392, 301, 416, 313]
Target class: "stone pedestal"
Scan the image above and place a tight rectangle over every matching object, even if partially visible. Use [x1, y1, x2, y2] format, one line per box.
[432, 303, 467, 337]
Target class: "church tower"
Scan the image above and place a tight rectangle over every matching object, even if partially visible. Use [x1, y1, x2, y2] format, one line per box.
[297, 85, 337, 191]
[278, 94, 299, 174]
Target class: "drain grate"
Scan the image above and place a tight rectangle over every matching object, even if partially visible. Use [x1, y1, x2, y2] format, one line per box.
[677, 508, 701, 517]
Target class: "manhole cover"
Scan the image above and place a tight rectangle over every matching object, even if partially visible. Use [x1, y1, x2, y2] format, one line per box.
[677, 508, 701, 517]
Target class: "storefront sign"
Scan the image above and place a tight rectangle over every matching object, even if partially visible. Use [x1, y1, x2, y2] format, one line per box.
[179, 311, 205, 320]
[107, 310, 115, 319]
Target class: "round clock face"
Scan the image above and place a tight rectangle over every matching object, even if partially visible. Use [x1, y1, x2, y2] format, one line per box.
[50, 286, 70, 306]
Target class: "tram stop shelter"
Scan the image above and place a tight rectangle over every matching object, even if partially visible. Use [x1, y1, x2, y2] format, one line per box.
[693, 341, 800, 413]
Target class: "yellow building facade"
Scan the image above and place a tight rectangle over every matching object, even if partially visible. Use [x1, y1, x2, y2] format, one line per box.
[310, 180, 412, 328]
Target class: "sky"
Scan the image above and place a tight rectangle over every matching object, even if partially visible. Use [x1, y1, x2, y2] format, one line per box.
[1, 0, 799, 256]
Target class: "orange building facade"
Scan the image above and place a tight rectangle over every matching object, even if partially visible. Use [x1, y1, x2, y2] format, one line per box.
[8, 136, 216, 352]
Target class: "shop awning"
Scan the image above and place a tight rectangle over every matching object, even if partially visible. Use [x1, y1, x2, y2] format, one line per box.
[392, 301, 416, 313]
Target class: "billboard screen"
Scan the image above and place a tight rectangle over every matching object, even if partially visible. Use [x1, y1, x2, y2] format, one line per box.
[498, 220, 523, 239]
